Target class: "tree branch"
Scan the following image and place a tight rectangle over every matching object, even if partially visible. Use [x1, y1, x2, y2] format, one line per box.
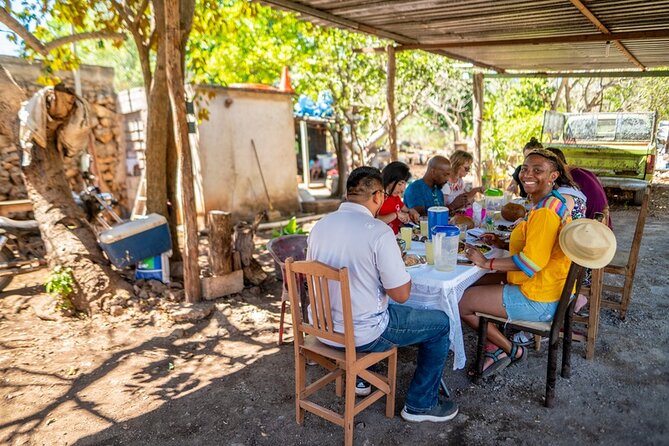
[0, 8, 127, 56]
[44, 31, 126, 53]
[0, 7, 48, 55]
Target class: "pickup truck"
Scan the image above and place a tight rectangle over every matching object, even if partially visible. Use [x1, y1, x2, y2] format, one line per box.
[541, 111, 657, 205]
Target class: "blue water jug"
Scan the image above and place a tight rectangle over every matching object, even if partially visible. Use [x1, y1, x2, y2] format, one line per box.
[427, 206, 449, 240]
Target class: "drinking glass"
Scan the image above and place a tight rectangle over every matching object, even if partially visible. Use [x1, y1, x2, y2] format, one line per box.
[400, 226, 412, 250]
[424, 240, 434, 264]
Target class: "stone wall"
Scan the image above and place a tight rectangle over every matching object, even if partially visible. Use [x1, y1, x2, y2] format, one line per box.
[0, 56, 128, 213]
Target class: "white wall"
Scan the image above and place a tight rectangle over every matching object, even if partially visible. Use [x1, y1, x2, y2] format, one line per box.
[195, 85, 299, 221]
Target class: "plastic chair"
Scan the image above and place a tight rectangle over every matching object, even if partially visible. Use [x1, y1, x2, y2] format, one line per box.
[475, 263, 586, 408]
[267, 234, 308, 344]
[285, 258, 397, 446]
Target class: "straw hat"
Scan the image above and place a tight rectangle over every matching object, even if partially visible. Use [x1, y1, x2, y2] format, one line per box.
[559, 219, 616, 269]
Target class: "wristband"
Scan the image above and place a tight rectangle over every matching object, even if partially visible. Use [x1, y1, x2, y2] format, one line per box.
[489, 258, 494, 270]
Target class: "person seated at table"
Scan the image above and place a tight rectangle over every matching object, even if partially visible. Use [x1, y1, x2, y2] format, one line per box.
[377, 161, 420, 234]
[459, 149, 575, 377]
[308, 166, 459, 422]
[507, 137, 544, 197]
[547, 147, 611, 228]
[442, 150, 484, 212]
[404, 155, 467, 215]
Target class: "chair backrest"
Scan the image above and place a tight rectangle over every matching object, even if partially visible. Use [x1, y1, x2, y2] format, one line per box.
[548, 262, 585, 343]
[267, 235, 308, 265]
[627, 187, 650, 271]
[285, 258, 357, 355]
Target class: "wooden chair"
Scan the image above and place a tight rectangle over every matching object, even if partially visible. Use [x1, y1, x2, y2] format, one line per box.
[475, 263, 585, 408]
[598, 186, 650, 320]
[267, 234, 308, 344]
[568, 188, 650, 359]
[285, 258, 397, 446]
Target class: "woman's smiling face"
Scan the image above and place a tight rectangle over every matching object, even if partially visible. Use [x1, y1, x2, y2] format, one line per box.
[519, 154, 559, 198]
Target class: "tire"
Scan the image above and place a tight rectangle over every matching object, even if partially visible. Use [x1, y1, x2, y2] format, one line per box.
[0, 248, 13, 292]
[633, 189, 644, 206]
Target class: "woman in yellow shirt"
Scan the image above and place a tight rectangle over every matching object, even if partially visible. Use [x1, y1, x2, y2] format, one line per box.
[459, 149, 577, 377]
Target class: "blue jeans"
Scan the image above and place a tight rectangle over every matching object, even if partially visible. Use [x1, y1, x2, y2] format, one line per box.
[356, 305, 450, 413]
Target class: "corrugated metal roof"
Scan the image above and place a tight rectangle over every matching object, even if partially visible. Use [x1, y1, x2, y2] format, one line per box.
[261, 0, 669, 73]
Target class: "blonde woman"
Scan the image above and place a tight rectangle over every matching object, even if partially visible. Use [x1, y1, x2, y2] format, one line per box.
[442, 150, 484, 211]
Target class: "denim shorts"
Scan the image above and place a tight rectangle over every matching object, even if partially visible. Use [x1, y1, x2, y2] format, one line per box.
[502, 284, 558, 322]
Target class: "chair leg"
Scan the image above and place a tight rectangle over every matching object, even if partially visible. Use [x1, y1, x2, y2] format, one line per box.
[295, 352, 306, 424]
[545, 339, 559, 408]
[586, 269, 603, 360]
[562, 301, 575, 379]
[534, 335, 542, 352]
[278, 300, 288, 345]
[619, 272, 635, 320]
[475, 317, 488, 382]
[344, 370, 356, 446]
[386, 352, 397, 418]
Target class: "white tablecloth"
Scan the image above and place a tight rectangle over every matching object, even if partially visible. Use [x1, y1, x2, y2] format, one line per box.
[395, 240, 501, 370]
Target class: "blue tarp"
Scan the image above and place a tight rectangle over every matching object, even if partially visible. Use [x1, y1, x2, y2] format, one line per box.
[294, 91, 334, 118]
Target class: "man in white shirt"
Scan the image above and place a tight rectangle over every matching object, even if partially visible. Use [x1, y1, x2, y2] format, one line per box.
[307, 166, 458, 423]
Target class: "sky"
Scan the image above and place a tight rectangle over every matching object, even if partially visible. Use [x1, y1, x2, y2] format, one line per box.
[0, 26, 21, 56]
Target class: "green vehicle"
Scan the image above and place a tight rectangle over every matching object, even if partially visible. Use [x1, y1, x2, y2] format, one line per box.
[541, 110, 657, 205]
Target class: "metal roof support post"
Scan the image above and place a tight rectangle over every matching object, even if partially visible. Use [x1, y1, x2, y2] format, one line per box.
[386, 45, 398, 161]
[473, 72, 484, 186]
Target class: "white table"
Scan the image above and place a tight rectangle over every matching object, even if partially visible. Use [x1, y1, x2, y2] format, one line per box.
[396, 240, 503, 370]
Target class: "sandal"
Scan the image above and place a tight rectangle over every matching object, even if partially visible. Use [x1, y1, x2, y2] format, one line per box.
[509, 342, 527, 365]
[481, 348, 511, 377]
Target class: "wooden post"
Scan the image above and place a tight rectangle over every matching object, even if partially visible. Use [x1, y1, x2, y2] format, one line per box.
[386, 45, 397, 161]
[163, 0, 201, 302]
[473, 73, 484, 186]
[207, 210, 233, 276]
[234, 213, 268, 285]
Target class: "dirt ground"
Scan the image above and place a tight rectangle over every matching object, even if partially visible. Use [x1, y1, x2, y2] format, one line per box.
[1, 189, 668, 446]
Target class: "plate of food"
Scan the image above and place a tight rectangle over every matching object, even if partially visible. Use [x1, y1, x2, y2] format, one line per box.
[403, 254, 427, 269]
[457, 242, 492, 262]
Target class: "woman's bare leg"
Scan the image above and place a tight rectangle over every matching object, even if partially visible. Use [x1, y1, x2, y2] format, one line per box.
[459, 284, 512, 355]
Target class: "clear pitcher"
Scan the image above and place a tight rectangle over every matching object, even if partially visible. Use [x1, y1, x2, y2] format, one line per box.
[432, 225, 460, 272]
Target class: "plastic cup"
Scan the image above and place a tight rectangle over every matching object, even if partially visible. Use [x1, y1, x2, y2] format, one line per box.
[457, 224, 468, 241]
[400, 227, 412, 250]
[424, 240, 434, 264]
[420, 217, 429, 237]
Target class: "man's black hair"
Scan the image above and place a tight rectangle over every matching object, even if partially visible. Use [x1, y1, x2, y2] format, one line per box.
[347, 166, 382, 195]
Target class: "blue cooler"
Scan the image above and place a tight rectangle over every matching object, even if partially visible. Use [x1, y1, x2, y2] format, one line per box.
[99, 214, 171, 268]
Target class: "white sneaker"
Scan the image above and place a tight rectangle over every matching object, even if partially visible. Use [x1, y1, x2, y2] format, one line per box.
[355, 378, 371, 396]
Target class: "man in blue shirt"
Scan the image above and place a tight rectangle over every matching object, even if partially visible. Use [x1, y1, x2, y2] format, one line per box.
[404, 156, 467, 215]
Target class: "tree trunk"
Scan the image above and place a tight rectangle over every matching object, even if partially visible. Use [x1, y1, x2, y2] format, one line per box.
[163, 0, 201, 301]
[386, 45, 397, 161]
[0, 66, 131, 314]
[144, 4, 170, 220]
[472, 73, 484, 185]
